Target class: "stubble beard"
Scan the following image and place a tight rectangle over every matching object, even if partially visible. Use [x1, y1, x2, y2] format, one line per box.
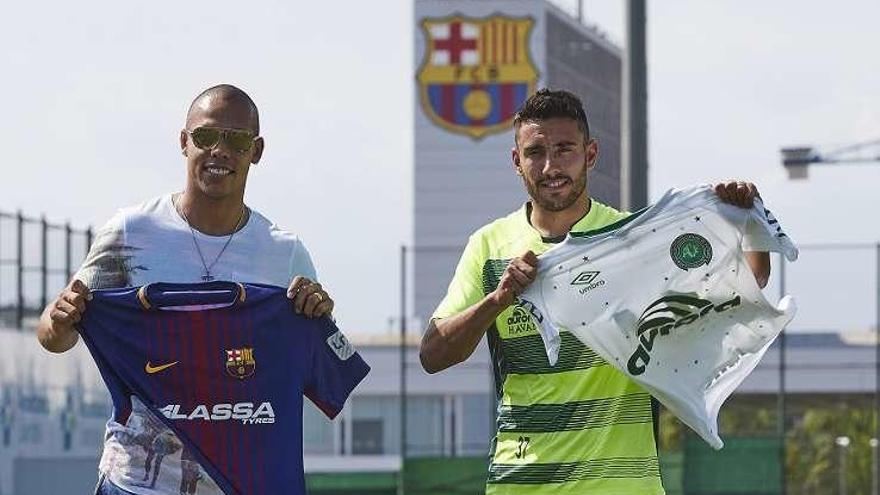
[525, 166, 588, 212]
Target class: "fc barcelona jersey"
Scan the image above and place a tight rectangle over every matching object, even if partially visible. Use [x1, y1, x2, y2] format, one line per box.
[78, 281, 370, 495]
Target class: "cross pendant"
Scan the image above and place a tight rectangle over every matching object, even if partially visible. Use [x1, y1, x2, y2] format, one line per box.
[202, 274, 214, 282]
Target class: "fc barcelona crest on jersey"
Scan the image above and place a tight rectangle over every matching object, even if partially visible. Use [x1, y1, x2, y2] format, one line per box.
[417, 15, 538, 139]
[225, 347, 256, 379]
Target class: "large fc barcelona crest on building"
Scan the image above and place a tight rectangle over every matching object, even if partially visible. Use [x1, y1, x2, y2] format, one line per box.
[225, 347, 256, 379]
[417, 15, 538, 139]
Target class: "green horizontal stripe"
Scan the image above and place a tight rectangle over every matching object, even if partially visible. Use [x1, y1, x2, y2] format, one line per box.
[502, 332, 607, 374]
[483, 259, 608, 375]
[498, 393, 653, 433]
[567, 205, 648, 239]
[488, 456, 660, 484]
[482, 258, 510, 295]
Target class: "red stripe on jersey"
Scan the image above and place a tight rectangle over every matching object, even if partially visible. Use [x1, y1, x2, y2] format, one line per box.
[244, 308, 265, 495]
[217, 309, 239, 493]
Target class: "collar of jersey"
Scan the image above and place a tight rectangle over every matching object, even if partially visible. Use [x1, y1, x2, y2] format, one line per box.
[522, 199, 599, 244]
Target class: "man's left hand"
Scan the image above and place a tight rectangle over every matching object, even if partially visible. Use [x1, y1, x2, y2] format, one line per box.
[287, 276, 334, 318]
[715, 180, 771, 288]
[714, 180, 759, 208]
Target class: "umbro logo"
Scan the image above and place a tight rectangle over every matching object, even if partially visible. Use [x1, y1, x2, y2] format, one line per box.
[145, 361, 179, 374]
[570, 271, 601, 285]
[570, 271, 606, 295]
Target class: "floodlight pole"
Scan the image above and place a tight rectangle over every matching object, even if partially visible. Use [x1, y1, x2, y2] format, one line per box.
[870, 437, 879, 495]
[399, 245, 408, 495]
[836, 436, 851, 495]
[875, 243, 880, 493]
[623, 0, 648, 210]
[777, 257, 787, 494]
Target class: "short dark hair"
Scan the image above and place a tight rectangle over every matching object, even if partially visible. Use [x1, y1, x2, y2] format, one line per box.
[187, 84, 260, 134]
[513, 88, 590, 142]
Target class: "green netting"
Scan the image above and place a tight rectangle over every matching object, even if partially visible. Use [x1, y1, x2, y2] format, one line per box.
[404, 456, 489, 495]
[306, 457, 488, 495]
[661, 451, 684, 495]
[306, 471, 398, 495]
[683, 435, 783, 495]
[304, 439, 785, 495]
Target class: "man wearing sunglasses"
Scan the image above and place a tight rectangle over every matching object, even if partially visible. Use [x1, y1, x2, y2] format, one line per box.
[36, 84, 334, 495]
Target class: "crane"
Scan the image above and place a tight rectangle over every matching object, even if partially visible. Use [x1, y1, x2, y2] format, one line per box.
[780, 138, 880, 179]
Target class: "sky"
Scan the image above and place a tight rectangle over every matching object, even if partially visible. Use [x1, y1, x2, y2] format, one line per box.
[581, 0, 880, 332]
[0, 0, 877, 334]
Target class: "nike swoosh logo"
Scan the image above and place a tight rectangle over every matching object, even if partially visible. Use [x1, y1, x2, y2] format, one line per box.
[145, 361, 179, 374]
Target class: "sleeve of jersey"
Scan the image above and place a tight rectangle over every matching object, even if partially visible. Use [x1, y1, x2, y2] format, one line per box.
[741, 198, 799, 261]
[431, 234, 486, 320]
[304, 319, 371, 419]
[73, 211, 128, 290]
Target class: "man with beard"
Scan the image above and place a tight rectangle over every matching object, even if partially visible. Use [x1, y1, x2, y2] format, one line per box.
[419, 89, 769, 494]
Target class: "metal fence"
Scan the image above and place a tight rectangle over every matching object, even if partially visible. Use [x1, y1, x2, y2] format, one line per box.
[0, 210, 92, 329]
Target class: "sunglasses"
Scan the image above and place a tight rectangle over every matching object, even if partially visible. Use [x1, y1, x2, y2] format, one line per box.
[187, 126, 257, 154]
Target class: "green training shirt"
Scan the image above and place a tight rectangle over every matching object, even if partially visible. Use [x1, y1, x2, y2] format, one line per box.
[433, 200, 665, 495]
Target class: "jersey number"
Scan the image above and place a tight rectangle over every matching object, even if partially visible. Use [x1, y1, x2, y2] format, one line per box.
[515, 436, 530, 459]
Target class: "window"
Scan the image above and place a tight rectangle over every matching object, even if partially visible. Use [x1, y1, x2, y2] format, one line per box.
[303, 401, 335, 455]
[406, 396, 444, 457]
[352, 418, 383, 455]
[352, 396, 400, 455]
[347, 395, 450, 457]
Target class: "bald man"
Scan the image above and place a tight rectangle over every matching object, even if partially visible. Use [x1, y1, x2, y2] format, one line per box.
[36, 85, 333, 495]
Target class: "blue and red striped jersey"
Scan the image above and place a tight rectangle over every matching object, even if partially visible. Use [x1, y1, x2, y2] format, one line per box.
[78, 281, 370, 495]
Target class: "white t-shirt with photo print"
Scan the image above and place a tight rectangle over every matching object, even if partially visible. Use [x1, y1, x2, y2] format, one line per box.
[75, 193, 317, 495]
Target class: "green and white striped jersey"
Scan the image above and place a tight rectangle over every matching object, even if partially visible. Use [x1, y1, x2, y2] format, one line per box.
[433, 199, 666, 495]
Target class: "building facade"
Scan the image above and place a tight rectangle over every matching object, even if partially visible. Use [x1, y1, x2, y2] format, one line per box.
[413, 0, 623, 323]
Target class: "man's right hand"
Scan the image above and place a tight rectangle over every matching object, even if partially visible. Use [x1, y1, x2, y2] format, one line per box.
[50, 279, 92, 329]
[491, 250, 539, 307]
[37, 279, 91, 353]
[420, 250, 540, 374]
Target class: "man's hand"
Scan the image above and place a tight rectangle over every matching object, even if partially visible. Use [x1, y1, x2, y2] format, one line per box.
[287, 276, 334, 318]
[37, 279, 91, 353]
[714, 180, 760, 208]
[49, 279, 92, 331]
[421, 250, 538, 374]
[491, 251, 539, 308]
[715, 180, 772, 288]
